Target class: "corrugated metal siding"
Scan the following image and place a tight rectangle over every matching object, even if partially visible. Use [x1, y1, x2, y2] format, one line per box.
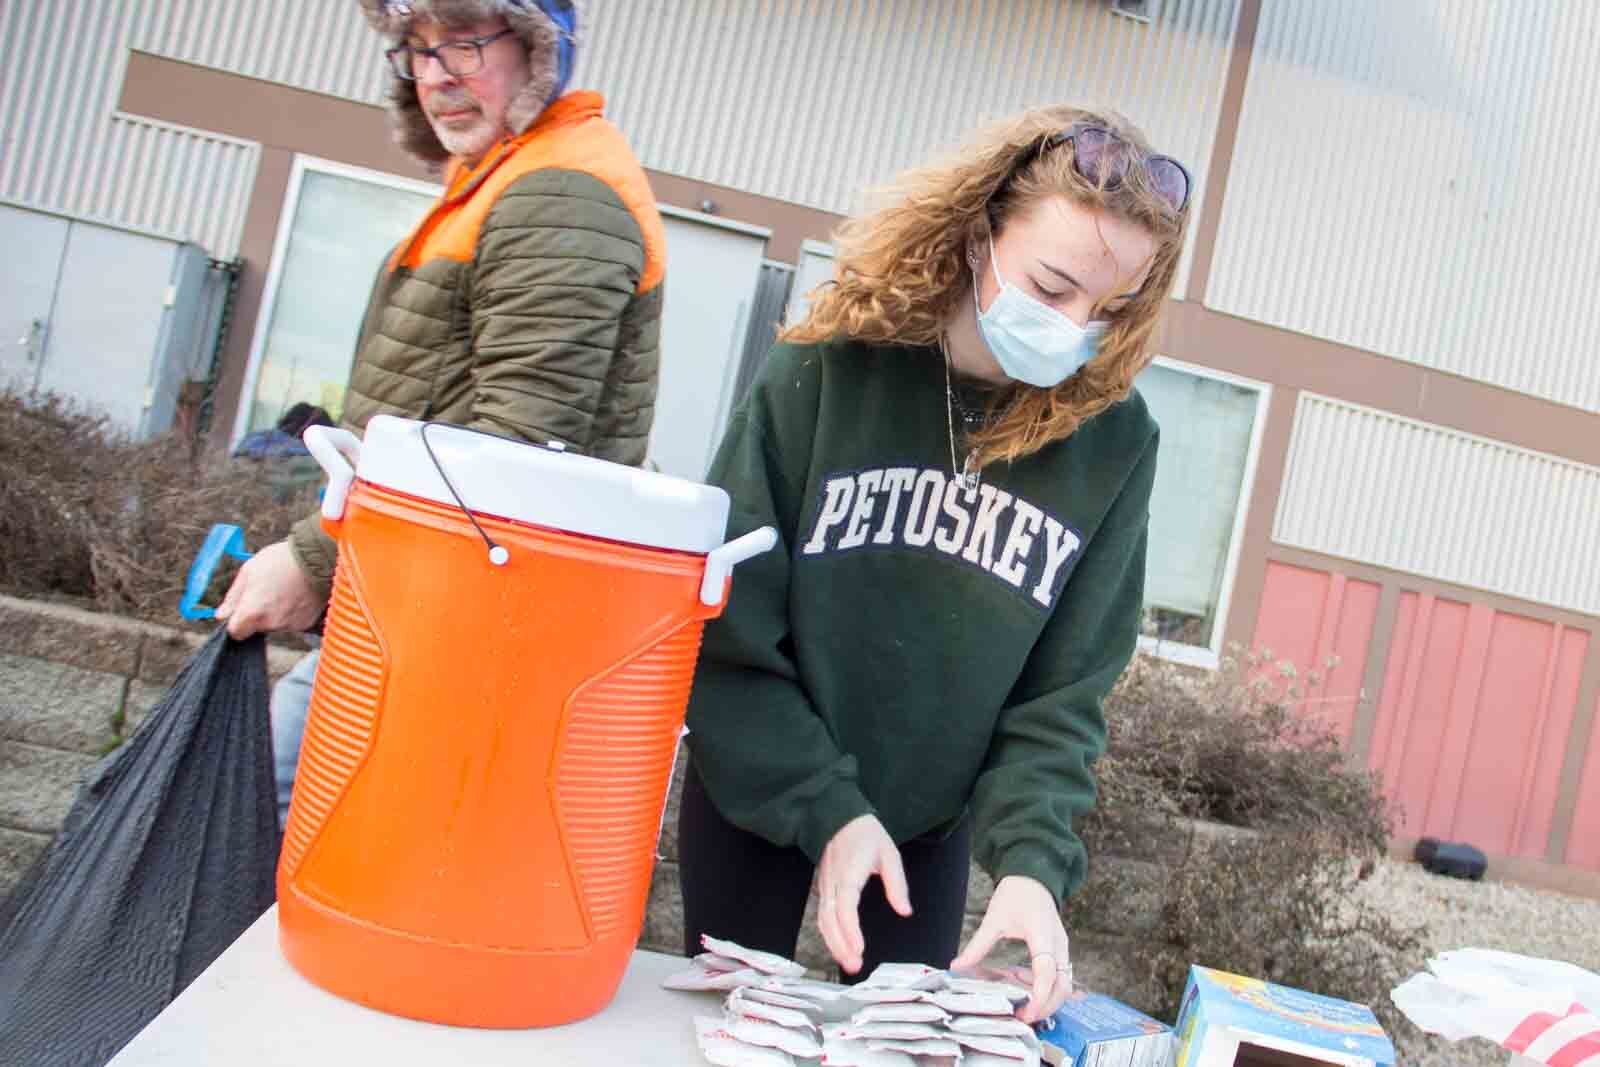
[0, 1, 262, 257]
[95, 115, 259, 258]
[583, 0, 1240, 283]
[128, 0, 387, 105]
[119, 0, 1242, 225]
[1274, 394, 1600, 618]
[1208, 1, 1600, 412]
[5, 0, 1238, 266]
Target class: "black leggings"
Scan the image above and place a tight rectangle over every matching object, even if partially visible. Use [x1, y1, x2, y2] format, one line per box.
[677, 761, 971, 979]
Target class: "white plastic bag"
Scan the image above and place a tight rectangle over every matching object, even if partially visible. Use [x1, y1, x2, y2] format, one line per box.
[1391, 949, 1600, 1065]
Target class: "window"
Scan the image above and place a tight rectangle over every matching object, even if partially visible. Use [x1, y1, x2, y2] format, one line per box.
[1137, 358, 1269, 667]
[233, 158, 438, 444]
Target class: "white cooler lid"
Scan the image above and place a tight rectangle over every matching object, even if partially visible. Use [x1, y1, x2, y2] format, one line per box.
[353, 416, 730, 554]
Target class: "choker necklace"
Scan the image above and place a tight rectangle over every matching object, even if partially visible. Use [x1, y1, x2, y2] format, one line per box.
[940, 333, 982, 492]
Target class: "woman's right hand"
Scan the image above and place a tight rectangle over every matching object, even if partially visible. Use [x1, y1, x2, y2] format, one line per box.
[815, 814, 912, 975]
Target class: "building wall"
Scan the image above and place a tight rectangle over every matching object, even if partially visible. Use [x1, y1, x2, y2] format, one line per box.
[11, 1, 1600, 415]
[1274, 394, 1600, 620]
[4, 0, 1600, 879]
[6, 1, 1242, 279]
[0, 2, 260, 257]
[1251, 550, 1600, 884]
[1207, 0, 1600, 414]
[583, 0, 1240, 287]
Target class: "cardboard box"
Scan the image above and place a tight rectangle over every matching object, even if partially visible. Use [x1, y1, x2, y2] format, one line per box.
[1174, 967, 1395, 1067]
[1038, 989, 1176, 1067]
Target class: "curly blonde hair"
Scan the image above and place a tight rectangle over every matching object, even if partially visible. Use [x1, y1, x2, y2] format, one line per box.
[783, 104, 1189, 467]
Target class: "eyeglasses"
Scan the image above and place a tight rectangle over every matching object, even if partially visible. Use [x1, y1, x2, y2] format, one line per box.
[1040, 123, 1192, 215]
[385, 27, 516, 81]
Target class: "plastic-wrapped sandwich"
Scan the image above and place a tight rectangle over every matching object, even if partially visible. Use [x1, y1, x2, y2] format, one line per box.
[668, 936, 1045, 1067]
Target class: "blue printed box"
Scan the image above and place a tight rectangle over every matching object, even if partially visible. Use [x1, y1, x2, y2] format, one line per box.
[1174, 966, 1396, 1067]
[1038, 988, 1176, 1067]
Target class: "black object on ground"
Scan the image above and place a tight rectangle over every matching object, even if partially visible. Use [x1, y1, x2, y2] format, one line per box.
[1414, 836, 1488, 881]
[0, 629, 279, 1067]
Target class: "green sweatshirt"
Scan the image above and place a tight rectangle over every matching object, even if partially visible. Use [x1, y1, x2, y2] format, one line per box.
[685, 337, 1158, 905]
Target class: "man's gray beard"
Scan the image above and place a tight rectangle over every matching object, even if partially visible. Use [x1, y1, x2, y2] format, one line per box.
[431, 118, 499, 163]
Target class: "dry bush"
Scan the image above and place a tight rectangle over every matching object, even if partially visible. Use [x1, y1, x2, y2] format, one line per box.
[1089, 649, 1392, 851]
[0, 388, 319, 623]
[1066, 647, 1422, 1041]
[0, 391, 109, 602]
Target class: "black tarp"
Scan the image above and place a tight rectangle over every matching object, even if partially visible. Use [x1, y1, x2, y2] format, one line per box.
[0, 629, 279, 1066]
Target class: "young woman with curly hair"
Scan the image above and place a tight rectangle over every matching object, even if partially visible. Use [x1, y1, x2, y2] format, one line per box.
[679, 104, 1191, 1022]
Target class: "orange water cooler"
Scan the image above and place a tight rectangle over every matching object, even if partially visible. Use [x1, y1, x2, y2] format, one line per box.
[279, 416, 774, 1027]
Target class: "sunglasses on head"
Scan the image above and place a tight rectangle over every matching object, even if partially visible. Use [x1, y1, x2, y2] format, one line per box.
[1027, 123, 1192, 215]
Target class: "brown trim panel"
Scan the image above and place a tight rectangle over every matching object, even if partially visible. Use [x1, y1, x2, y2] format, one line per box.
[1550, 644, 1600, 864]
[117, 50, 845, 262]
[1350, 582, 1402, 763]
[119, 51, 428, 180]
[206, 147, 292, 452]
[1162, 302, 1600, 470]
[644, 171, 840, 263]
[1184, 0, 1262, 305]
[1221, 384, 1298, 654]
[1266, 543, 1600, 633]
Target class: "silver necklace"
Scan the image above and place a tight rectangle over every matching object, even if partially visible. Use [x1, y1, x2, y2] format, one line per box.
[940, 333, 982, 492]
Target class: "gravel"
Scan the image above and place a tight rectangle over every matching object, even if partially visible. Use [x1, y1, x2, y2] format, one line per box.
[1353, 858, 1600, 1067]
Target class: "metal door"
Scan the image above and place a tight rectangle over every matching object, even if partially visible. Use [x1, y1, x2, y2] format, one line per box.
[35, 222, 174, 434]
[647, 209, 766, 480]
[0, 203, 70, 395]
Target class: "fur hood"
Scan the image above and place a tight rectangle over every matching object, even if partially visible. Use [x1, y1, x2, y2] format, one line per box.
[358, 0, 580, 168]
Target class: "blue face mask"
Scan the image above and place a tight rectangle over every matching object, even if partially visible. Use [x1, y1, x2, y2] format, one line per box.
[974, 239, 1109, 388]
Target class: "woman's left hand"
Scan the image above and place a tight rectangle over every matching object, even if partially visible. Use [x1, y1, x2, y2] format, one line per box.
[950, 875, 1072, 1023]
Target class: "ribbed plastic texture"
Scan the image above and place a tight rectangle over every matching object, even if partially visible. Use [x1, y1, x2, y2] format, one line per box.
[556, 624, 706, 941]
[276, 481, 721, 1027]
[279, 555, 385, 878]
[1209, 1, 1600, 412]
[1273, 393, 1600, 617]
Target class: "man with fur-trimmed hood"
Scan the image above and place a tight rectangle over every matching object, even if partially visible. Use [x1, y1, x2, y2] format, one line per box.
[219, 0, 666, 822]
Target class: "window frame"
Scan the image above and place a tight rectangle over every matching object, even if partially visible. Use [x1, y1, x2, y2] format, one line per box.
[229, 154, 441, 450]
[1136, 354, 1273, 670]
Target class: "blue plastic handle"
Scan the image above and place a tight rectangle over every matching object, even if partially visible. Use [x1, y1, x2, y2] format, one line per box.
[180, 524, 253, 620]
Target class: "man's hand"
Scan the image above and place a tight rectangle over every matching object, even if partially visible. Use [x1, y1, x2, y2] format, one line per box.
[951, 875, 1072, 1023]
[215, 540, 323, 639]
[815, 814, 913, 975]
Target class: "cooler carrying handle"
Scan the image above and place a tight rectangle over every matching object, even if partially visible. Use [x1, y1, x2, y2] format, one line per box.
[304, 427, 363, 520]
[700, 527, 778, 606]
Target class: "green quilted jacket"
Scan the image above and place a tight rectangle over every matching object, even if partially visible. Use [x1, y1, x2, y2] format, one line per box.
[287, 92, 666, 598]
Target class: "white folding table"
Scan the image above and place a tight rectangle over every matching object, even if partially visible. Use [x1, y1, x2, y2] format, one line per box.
[109, 906, 711, 1065]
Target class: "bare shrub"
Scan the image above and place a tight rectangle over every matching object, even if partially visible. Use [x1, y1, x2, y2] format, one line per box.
[0, 388, 318, 623]
[1066, 647, 1422, 1042]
